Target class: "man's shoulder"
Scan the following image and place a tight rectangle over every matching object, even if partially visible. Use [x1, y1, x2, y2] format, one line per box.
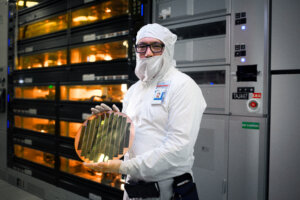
[169, 69, 197, 87]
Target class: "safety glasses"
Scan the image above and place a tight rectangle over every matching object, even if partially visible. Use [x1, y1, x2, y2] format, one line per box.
[135, 43, 165, 53]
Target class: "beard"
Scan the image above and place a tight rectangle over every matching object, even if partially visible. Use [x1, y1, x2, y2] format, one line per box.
[135, 55, 164, 82]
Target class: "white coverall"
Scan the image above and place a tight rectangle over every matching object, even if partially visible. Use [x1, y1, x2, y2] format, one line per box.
[119, 24, 207, 200]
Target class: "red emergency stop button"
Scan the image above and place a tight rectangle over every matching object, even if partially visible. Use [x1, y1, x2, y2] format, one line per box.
[249, 101, 258, 108]
[247, 99, 260, 112]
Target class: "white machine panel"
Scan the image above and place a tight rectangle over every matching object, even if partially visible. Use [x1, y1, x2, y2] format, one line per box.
[271, 0, 300, 70]
[193, 114, 228, 200]
[228, 116, 267, 200]
[167, 16, 230, 67]
[230, 0, 268, 116]
[180, 66, 230, 114]
[269, 74, 300, 200]
[153, 0, 230, 25]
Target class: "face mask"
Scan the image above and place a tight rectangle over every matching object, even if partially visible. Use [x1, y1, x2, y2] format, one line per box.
[135, 55, 163, 82]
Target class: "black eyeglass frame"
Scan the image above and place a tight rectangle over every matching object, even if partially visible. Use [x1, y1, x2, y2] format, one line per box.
[134, 43, 165, 53]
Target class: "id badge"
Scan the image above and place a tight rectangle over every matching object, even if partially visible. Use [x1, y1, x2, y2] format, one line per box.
[152, 81, 170, 104]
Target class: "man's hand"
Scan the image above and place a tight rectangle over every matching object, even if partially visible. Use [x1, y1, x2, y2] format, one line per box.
[91, 103, 120, 115]
[83, 160, 122, 173]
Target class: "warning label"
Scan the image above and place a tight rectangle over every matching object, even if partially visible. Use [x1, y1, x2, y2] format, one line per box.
[252, 93, 262, 98]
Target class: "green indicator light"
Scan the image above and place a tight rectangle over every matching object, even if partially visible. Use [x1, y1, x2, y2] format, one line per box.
[48, 85, 54, 89]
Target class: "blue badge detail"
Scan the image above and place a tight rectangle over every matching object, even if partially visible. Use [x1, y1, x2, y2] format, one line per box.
[152, 81, 170, 104]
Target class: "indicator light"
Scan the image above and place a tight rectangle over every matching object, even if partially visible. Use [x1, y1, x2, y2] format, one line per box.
[241, 25, 246, 30]
[241, 57, 246, 62]
[141, 4, 144, 16]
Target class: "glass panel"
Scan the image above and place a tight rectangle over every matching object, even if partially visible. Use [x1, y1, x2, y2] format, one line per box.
[17, 49, 67, 70]
[14, 115, 55, 135]
[60, 84, 127, 103]
[186, 70, 226, 85]
[70, 40, 128, 64]
[16, 0, 41, 10]
[60, 156, 124, 190]
[60, 121, 82, 138]
[18, 14, 68, 40]
[71, 0, 128, 27]
[171, 21, 226, 40]
[14, 144, 55, 168]
[14, 85, 55, 100]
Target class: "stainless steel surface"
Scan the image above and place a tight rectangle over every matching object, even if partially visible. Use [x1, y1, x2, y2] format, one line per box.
[168, 16, 230, 67]
[269, 74, 300, 200]
[271, 0, 300, 70]
[153, 0, 230, 25]
[228, 116, 267, 200]
[230, 0, 269, 116]
[192, 114, 228, 200]
[180, 66, 230, 115]
[154, 0, 269, 199]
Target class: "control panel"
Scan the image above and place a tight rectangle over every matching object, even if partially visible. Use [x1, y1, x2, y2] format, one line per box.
[230, 0, 268, 116]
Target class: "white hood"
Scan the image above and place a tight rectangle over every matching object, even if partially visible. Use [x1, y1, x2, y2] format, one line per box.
[135, 23, 177, 82]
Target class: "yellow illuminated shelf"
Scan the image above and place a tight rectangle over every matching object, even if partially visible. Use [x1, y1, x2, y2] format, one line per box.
[14, 144, 55, 168]
[71, 0, 128, 27]
[17, 49, 67, 70]
[14, 115, 55, 135]
[60, 156, 124, 190]
[60, 84, 127, 102]
[14, 85, 55, 100]
[18, 14, 68, 40]
[60, 121, 82, 138]
[70, 40, 128, 64]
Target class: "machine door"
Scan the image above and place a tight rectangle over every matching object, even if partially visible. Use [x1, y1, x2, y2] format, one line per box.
[181, 66, 230, 115]
[153, 0, 230, 24]
[228, 116, 267, 200]
[269, 74, 300, 200]
[192, 114, 228, 200]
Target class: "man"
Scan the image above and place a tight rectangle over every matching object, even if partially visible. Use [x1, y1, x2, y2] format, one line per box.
[85, 23, 207, 199]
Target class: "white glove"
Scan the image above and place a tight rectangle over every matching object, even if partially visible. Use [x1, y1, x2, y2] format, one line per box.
[83, 160, 122, 173]
[91, 103, 120, 115]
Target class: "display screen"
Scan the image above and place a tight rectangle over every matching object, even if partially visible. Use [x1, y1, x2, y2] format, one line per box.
[60, 84, 127, 102]
[18, 14, 68, 40]
[14, 115, 55, 135]
[60, 156, 124, 190]
[60, 121, 82, 138]
[14, 144, 55, 168]
[14, 85, 55, 100]
[70, 40, 128, 64]
[17, 49, 67, 70]
[71, 0, 128, 27]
